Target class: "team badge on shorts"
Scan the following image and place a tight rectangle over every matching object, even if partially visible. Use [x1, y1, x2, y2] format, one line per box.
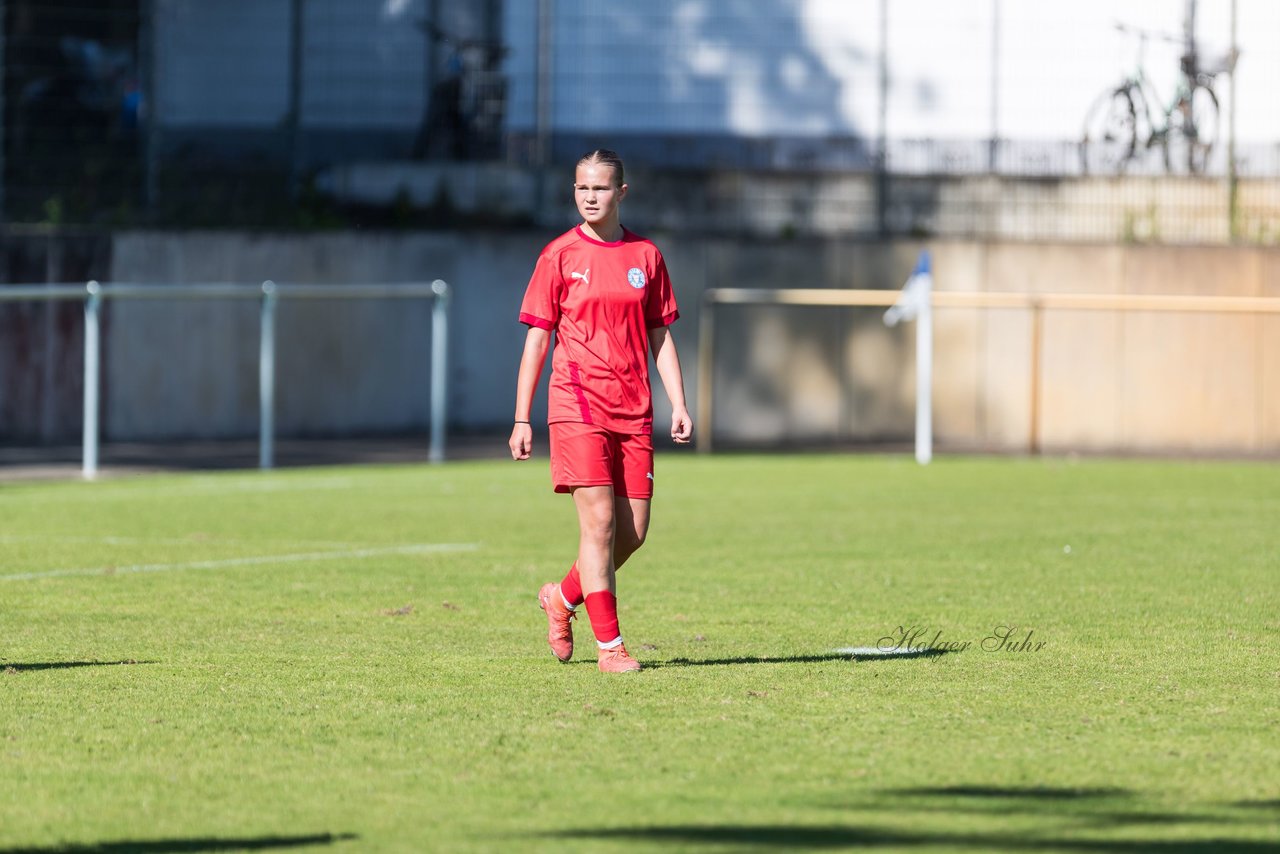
[626, 267, 646, 289]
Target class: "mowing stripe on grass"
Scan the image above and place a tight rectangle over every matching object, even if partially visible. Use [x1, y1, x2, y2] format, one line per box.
[0, 542, 479, 582]
[0, 535, 362, 548]
[0, 476, 363, 504]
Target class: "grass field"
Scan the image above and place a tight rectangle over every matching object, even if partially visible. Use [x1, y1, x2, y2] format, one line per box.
[1, 453, 1278, 853]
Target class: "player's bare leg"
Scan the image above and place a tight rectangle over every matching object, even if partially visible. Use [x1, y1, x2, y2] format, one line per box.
[574, 485, 616, 596]
[537, 485, 614, 663]
[613, 496, 651, 569]
[542, 496, 649, 662]
[557, 494, 650, 597]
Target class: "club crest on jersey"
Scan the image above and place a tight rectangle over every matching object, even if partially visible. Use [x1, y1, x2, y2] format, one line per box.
[626, 267, 646, 289]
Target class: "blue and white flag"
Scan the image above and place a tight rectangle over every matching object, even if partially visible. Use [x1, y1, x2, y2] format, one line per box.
[883, 251, 932, 327]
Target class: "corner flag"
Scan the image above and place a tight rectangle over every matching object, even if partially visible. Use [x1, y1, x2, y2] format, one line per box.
[883, 251, 932, 328]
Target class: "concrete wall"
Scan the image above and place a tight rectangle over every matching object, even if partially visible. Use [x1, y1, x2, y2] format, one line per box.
[107, 230, 546, 440]
[323, 164, 1280, 247]
[103, 230, 1280, 455]
[925, 242, 1280, 454]
[0, 230, 112, 443]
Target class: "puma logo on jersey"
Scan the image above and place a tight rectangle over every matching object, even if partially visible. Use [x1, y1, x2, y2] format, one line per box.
[571, 269, 590, 285]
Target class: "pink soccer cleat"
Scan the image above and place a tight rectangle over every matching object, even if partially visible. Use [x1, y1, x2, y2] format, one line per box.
[597, 643, 641, 673]
[538, 582, 576, 662]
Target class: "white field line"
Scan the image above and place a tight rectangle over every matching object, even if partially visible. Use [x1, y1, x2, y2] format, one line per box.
[1, 542, 479, 582]
[832, 646, 941, 657]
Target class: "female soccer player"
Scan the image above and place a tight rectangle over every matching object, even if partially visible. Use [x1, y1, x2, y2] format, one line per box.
[509, 149, 693, 673]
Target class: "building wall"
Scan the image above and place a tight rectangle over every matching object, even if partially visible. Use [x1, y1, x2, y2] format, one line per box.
[503, 0, 1280, 154]
[147, 1, 1280, 168]
[101, 230, 1280, 455]
[155, 0, 294, 128]
[152, 0, 485, 156]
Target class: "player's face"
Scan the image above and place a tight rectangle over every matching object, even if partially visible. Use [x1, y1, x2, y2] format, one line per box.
[574, 162, 627, 230]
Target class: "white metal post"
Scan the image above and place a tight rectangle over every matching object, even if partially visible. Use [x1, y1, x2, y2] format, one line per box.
[876, 0, 889, 235]
[988, 0, 1001, 172]
[82, 282, 102, 480]
[1228, 0, 1238, 238]
[429, 280, 449, 463]
[259, 281, 278, 470]
[883, 251, 934, 464]
[915, 275, 933, 465]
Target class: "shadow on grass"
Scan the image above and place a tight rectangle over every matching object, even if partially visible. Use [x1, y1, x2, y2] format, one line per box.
[1, 661, 157, 673]
[887, 785, 1131, 800]
[833, 786, 1272, 832]
[648, 649, 952, 668]
[550, 786, 1280, 851]
[548, 825, 1280, 852]
[0, 833, 356, 853]
[1230, 800, 1280, 811]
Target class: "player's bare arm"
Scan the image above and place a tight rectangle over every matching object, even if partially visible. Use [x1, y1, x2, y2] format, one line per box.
[510, 325, 551, 460]
[648, 325, 693, 444]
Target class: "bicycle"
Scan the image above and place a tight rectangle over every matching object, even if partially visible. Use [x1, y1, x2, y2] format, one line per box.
[1080, 6, 1235, 176]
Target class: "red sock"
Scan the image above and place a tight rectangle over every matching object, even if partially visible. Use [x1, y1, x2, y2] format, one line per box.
[560, 562, 584, 608]
[583, 591, 621, 646]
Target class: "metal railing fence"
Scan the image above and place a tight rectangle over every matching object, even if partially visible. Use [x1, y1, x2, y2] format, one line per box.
[697, 286, 1280, 458]
[0, 280, 450, 479]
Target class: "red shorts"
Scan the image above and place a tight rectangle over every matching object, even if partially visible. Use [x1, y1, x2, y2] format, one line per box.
[549, 422, 654, 499]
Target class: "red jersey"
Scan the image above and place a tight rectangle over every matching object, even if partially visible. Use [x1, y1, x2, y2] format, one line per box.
[519, 225, 679, 434]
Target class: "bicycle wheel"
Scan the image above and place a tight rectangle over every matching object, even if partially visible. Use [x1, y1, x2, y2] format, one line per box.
[1164, 85, 1219, 174]
[1080, 86, 1139, 175]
